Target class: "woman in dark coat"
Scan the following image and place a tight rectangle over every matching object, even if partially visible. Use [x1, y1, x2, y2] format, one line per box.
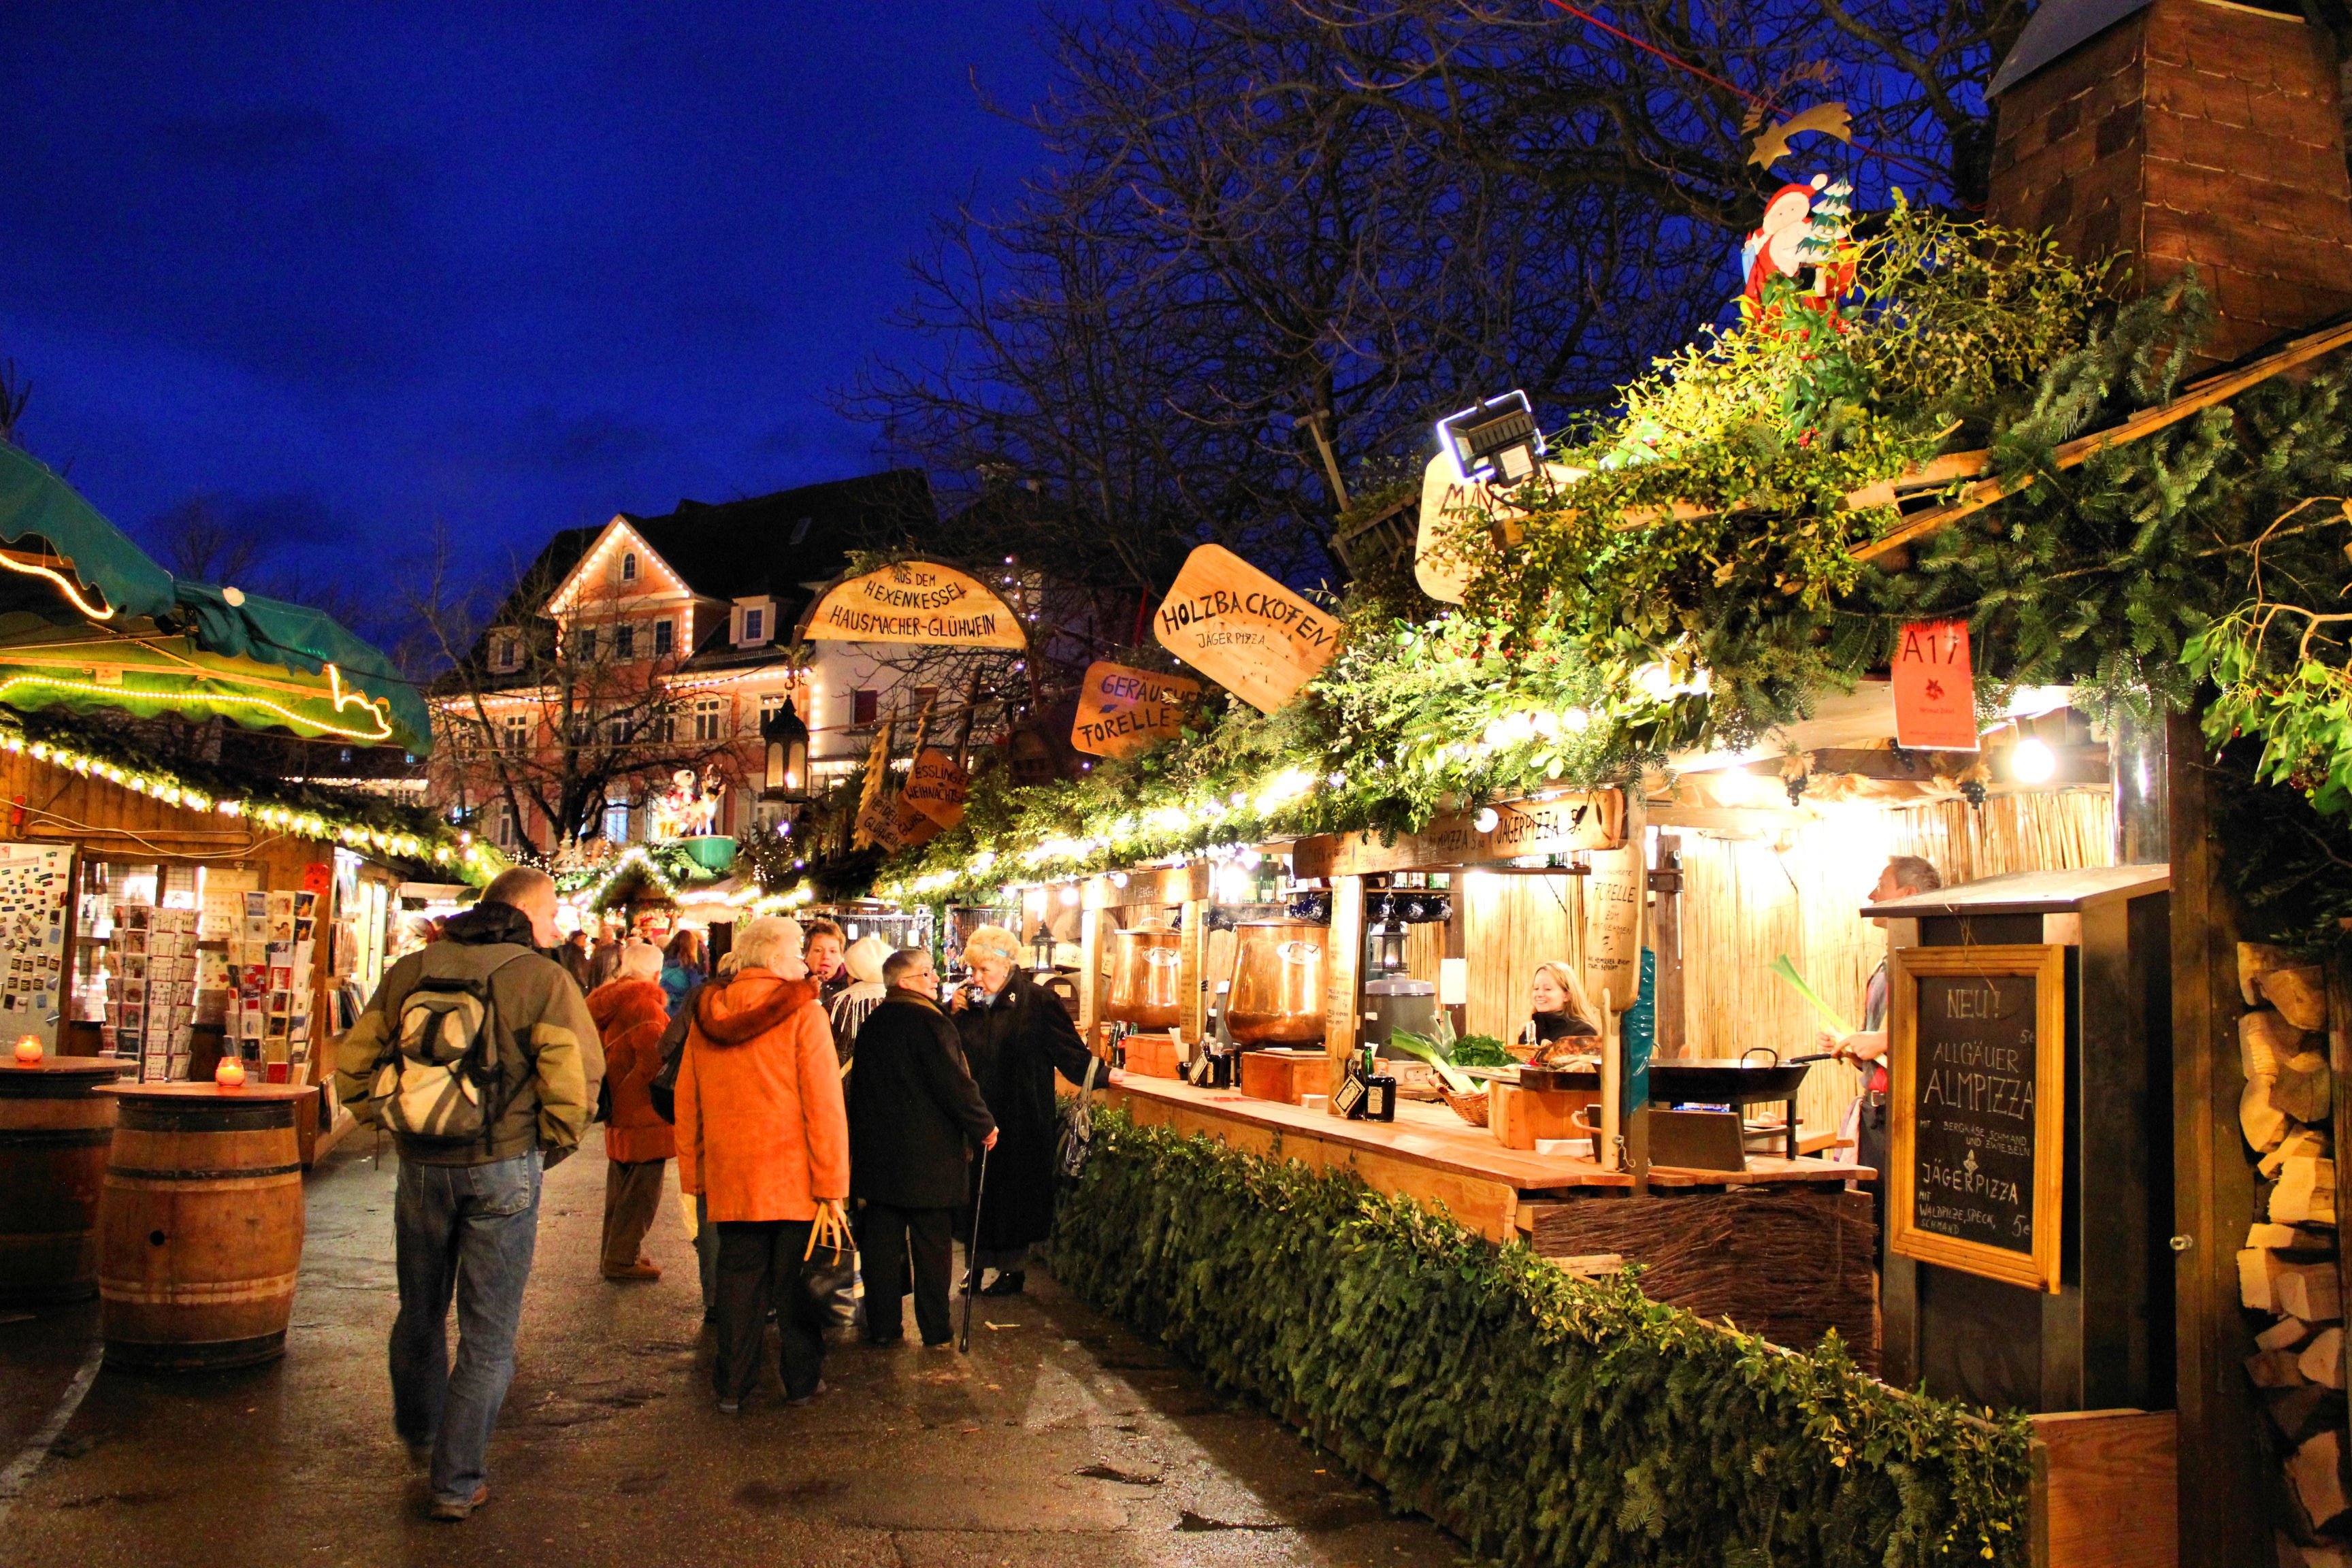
[849, 946, 996, 1346]
[947, 924, 1097, 1296]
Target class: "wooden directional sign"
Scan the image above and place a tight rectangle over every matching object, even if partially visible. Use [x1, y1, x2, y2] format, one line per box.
[1070, 661, 1203, 759]
[1152, 544, 1339, 714]
[1302, 789, 1627, 877]
[900, 747, 970, 832]
[796, 558, 1027, 649]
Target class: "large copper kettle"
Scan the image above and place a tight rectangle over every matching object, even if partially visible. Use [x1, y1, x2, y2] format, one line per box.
[1225, 919, 1327, 1045]
[1105, 925, 1185, 1028]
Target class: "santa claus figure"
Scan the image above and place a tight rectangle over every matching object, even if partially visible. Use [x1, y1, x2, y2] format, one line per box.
[1740, 174, 1854, 314]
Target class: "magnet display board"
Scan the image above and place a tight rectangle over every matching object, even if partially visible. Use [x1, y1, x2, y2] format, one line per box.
[1887, 942, 2066, 1292]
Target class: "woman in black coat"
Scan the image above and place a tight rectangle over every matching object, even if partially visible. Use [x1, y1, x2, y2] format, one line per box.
[849, 947, 996, 1347]
[948, 925, 1097, 1295]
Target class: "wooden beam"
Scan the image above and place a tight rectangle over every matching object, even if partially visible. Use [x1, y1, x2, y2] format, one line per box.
[1854, 314, 2352, 564]
[1323, 875, 1365, 1112]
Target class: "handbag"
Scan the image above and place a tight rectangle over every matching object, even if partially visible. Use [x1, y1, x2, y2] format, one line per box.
[800, 1202, 856, 1305]
[1057, 1054, 1103, 1179]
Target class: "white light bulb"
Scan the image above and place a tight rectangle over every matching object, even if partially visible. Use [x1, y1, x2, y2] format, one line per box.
[2011, 737, 2057, 784]
[1473, 806, 1500, 833]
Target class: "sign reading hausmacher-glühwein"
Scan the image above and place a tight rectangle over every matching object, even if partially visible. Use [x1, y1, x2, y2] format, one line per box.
[797, 559, 1027, 649]
[1071, 661, 1203, 759]
[1152, 544, 1338, 713]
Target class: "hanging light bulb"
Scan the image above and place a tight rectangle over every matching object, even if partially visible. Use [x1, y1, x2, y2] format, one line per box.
[2011, 736, 2057, 785]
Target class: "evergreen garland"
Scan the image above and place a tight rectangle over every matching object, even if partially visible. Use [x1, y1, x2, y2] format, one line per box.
[1054, 1111, 2031, 1568]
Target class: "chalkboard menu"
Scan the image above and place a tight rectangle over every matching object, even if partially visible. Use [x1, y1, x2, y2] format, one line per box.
[1886, 943, 2066, 1294]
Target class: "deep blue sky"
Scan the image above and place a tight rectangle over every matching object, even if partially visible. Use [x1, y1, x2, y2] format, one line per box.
[0, 3, 1056, 597]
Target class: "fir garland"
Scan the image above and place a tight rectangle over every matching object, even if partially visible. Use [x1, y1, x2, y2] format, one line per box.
[1053, 1111, 2032, 1567]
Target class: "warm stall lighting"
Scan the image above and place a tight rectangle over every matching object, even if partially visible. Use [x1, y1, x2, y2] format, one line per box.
[1059, 886, 1081, 907]
[214, 1056, 247, 1088]
[12, 1034, 42, 1064]
[1473, 806, 1501, 833]
[2010, 736, 2057, 785]
[1439, 958, 1468, 1007]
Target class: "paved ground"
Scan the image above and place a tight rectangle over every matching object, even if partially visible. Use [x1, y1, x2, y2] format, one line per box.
[0, 1134, 1465, 1568]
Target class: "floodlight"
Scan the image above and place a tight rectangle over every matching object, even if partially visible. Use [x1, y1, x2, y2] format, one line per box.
[1437, 391, 1545, 485]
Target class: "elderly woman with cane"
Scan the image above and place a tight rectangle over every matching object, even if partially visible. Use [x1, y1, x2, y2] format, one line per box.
[674, 917, 848, 1412]
[947, 925, 1102, 1297]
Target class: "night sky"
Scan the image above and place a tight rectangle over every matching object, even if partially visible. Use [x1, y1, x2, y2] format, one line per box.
[0, 3, 1054, 600]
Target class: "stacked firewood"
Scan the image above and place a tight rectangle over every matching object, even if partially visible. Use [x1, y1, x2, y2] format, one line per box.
[2236, 943, 2349, 1563]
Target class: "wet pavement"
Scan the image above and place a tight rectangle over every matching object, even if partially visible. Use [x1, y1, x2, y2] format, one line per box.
[0, 1134, 1464, 1568]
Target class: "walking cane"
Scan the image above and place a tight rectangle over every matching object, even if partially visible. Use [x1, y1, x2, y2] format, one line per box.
[959, 1142, 991, 1355]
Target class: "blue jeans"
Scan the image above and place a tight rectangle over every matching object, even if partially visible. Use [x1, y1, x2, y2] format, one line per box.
[390, 1151, 542, 1507]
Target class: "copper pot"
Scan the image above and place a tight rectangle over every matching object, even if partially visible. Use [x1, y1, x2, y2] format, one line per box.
[1225, 919, 1327, 1045]
[1106, 925, 1184, 1028]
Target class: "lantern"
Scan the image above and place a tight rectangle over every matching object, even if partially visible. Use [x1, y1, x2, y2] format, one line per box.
[12, 1034, 42, 1064]
[214, 1055, 247, 1088]
[761, 698, 811, 804]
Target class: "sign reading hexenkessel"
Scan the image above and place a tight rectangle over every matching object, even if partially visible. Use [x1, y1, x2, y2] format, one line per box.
[1152, 544, 1339, 713]
[796, 559, 1028, 649]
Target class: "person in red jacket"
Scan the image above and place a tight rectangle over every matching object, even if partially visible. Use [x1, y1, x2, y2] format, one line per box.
[675, 917, 848, 1411]
[589, 942, 676, 1281]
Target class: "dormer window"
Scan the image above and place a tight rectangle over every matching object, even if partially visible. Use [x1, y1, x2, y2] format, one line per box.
[491, 631, 520, 672]
[734, 598, 775, 647]
[621, 551, 638, 583]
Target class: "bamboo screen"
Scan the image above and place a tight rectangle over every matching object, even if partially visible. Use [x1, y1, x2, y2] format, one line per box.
[1459, 872, 1586, 1043]
[1674, 788, 2115, 1141]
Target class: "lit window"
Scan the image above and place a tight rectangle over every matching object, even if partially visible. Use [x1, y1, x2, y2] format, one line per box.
[621, 551, 638, 583]
[606, 713, 631, 745]
[694, 697, 723, 742]
[495, 803, 519, 850]
[653, 619, 673, 656]
[655, 708, 677, 743]
[615, 623, 635, 659]
[852, 688, 879, 725]
[574, 626, 598, 662]
[602, 800, 631, 843]
[742, 607, 765, 643]
[502, 714, 531, 753]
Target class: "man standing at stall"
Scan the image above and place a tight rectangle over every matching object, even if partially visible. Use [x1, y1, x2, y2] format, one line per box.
[334, 867, 604, 1524]
[1821, 853, 1943, 1245]
[949, 924, 1100, 1296]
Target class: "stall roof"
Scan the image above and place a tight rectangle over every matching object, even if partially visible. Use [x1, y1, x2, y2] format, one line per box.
[1865, 864, 2169, 918]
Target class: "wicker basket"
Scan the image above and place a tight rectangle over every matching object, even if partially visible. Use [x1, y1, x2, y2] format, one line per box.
[1441, 1087, 1492, 1127]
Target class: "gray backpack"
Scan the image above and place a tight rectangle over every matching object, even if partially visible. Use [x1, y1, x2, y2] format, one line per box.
[370, 947, 531, 1143]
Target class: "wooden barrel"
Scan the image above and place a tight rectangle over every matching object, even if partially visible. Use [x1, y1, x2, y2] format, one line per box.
[0, 1057, 120, 1305]
[97, 1083, 310, 1371]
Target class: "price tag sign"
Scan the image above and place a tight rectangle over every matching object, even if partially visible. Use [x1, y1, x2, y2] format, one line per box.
[1891, 619, 1979, 751]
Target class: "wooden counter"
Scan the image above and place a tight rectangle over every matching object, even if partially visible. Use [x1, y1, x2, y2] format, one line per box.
[1108, 1075, 1881, 1367]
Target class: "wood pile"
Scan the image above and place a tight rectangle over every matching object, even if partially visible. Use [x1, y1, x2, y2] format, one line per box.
[2234, 942, 2352, 1558]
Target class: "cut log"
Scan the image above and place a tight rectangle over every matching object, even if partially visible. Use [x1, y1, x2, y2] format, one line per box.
[2263, 1128, 2334, 1181]
[2279, 1260, 2345, 1324]
[2302, 1539, 2352, 1568]
[2264, 964, 2332, 1031]
[2250, 1347, 2313, 1388]
[2290, 1430, 2352, 1533]
[2300, 1326, 2346, 1389]
[2275, 1157, 2340, 1226]
[2244, 941, 2302, 1009]
[2245, 1075, 2293, 1154]
[2243, 1008, 2312, 1079]
[2276, 1052, 2336, 1124]
[2244, 1248, 2282, 1311]
[2259, 1315, 2317, 1352]
[2249, 1222, 2338, 1252]
[2265, 1382, 2338, 1447]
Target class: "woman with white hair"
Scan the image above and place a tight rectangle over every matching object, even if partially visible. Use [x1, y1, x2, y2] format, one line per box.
[588, 942, 674, 1280]
[674, 916, 849, 1411]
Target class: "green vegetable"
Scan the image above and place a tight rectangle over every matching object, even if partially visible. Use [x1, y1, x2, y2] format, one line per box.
[1450, 1034, 1514, 1067]
[1384, 1030, 1475, 1094]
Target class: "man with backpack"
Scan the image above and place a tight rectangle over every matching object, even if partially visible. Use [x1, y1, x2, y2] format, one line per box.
[332, 867, 604, 1524]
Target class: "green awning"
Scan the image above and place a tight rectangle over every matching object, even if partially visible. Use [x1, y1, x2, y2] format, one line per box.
[0, 443, 180, 621]
[0, 444, 430, 755]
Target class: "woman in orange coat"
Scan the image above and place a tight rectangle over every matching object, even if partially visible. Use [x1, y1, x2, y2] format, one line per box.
[674, 916, 848, 1411]
[589, 943, 677, 1281]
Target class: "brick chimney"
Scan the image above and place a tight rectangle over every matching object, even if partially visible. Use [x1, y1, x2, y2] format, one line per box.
[1987, 0, 2352, 363]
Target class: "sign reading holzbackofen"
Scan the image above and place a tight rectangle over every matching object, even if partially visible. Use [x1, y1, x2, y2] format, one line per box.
[1152, 544, 1339, 713]
[796, 559, 1028, 649]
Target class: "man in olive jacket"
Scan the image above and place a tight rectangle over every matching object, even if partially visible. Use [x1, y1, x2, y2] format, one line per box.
[333, 867, 603, 1522]
[849, 947, 995, 1348]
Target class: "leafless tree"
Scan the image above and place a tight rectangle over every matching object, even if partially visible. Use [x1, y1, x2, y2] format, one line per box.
[401, 526, 744, 862]
[0, 356, 29, 449]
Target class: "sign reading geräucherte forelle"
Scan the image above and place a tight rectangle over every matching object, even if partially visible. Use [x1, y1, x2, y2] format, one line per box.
[1071, 661, 1203, 759]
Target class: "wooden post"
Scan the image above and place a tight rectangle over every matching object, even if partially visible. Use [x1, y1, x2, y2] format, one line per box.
[1651, 832, 1685, 1058]
[2331, 960, 2352, 1425]
[1178, 898, 1207, 1046]
[1077, 890, 1116, 1051]
[1324, 875, 1365, 1113]
[2167, 710, 2267, 1568]
[1443, 881, 1467, 1039]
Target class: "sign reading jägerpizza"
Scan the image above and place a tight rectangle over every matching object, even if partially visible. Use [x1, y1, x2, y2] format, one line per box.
[796, 559, 1027, 649]
[1070, 661, 1203, 759]
[1152, 544, 1338, 713]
